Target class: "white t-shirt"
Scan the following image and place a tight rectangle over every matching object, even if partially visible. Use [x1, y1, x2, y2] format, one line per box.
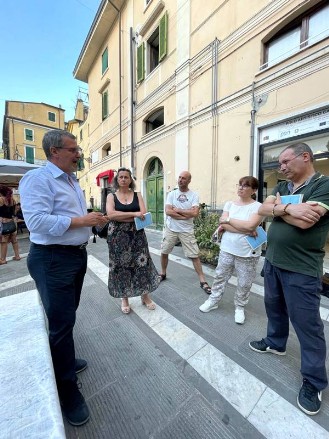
[220, 200, 262, 257]
[165, 189, 199, 233]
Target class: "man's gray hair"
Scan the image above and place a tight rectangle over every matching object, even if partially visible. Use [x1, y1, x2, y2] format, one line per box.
[43, 129, 76, 158]
[282, 142, 314, 162]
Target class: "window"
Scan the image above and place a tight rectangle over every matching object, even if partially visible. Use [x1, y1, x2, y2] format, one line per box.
[144, 107, 164, 134]
[308, 4, 329, 45]
[263, 1, 329, 69]
[25, 146, 34, 164]
[137, 12, 168, 82]
[24, 128, 34, 141]
[48, 111, 56, 122]
[102, 90, 109, 120]
[102, 48, 108, 75]
[102, 142, 112, 158]
[148, 28, 160, 73]
[80, 129, 83, 141]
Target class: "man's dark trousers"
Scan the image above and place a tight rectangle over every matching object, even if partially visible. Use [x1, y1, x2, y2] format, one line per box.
[263, 260, 327, 390]
[27, 243, 87, 391]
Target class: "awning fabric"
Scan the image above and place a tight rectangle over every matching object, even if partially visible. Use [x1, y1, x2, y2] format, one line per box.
[96, 170, 115, 186]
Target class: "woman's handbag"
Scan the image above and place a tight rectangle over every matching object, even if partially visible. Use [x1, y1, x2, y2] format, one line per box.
[211, 227, 223, 246]
[92, 221, 110, 242]
[1, 220, 17, 235]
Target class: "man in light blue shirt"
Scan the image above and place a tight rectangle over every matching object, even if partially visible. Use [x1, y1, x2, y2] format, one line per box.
[20, 129, 108, 426]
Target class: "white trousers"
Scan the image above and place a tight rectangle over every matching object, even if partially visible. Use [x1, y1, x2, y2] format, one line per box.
[209, 251, 259, 308]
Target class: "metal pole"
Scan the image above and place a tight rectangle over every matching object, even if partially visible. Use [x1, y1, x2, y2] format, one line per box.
[108, 1, 122, 166]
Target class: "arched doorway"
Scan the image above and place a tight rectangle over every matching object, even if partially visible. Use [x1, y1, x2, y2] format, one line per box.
[146, 158, 164, 229]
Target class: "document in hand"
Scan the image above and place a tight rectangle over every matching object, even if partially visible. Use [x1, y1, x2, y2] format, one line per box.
[244, 226, 267, 250]
[134, 212, 153, 230]
[280, 194, 303, 204]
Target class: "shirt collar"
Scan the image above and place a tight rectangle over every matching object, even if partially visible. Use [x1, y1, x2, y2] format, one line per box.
[46, 161, 77, 180]
[287, 172, 322, 193]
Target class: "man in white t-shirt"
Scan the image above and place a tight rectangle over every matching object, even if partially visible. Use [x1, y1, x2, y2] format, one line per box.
[159, 171, 211, 294]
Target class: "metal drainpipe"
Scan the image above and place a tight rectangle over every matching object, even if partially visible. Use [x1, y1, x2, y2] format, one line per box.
[130, 27, 135, 173]
[250, 81, 257, 175]
[108, 1, 122, 166]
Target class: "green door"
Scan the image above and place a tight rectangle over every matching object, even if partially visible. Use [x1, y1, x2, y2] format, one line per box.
[146, 158, 164, 230]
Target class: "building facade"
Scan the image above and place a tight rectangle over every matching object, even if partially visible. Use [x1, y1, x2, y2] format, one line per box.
[73, 0, 329, 228]
[2, 101, 65, 165]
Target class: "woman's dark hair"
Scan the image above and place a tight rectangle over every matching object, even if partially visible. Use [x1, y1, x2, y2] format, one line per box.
[112, 167, 136, 191]
[239, 176, 259, 190]
[0, 185, 13, 204]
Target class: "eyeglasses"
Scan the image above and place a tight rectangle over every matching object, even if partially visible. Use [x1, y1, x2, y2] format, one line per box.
[236, 184, 250, 189]
[56, 147, 82, 154]
[277, 152, 304, 170]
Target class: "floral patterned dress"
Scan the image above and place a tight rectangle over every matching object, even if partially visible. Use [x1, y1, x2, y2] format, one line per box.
[107, 193, 160, 298]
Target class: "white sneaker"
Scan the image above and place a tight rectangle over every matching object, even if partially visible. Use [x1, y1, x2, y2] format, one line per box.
[199, 299, 218, 313]
[235, 308, 245, 324]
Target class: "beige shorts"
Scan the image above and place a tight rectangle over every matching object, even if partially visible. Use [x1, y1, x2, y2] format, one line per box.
[161, 227, 200, 258]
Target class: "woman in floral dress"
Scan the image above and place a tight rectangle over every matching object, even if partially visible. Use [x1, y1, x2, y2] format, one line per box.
[106, 168, 159, 313]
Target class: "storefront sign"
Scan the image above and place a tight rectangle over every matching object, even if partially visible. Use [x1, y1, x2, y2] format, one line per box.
[260, 108, 329, 144]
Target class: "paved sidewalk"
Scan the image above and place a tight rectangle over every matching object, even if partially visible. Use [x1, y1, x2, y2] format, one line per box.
[1, 231, 329, 438]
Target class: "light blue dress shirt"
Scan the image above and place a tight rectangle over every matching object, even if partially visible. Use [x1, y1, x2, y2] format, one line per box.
[19, 161, 90, 245]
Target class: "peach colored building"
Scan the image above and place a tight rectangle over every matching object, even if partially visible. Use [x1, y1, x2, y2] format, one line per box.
[2, 101, 65, 165]
[73, 0, 329, 228]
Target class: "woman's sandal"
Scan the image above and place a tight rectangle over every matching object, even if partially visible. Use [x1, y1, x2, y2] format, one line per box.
[0, 259, 7, 265]
[13, 257, 21, 261]
[200, 282, 212, 294]
[121, 299, 131, 314]
[159, 273, 166, 282]
[141, 296, 156, 310]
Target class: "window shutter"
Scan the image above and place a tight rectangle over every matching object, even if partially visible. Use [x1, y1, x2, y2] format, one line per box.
[159, 12, 168, 62]
[102, 48, 108, 74]
[137, 42, 145, 83]
[25, 146, 34, 164]
[77, 154, 85, 171]
[102, 91, 108, 119]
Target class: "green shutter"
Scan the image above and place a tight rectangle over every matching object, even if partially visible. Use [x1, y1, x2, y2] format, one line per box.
[159, 12, 168, 62]
[77, 153, 85, 171]
[102, 91, 108, 119]
[102, 48, 108, 74]
[137, 42, 145, 83]
[25, 146, 34, 164]
[25, 129, 33, 141]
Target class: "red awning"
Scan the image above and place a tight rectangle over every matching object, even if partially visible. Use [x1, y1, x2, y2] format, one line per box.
[96, 170, 115, 186]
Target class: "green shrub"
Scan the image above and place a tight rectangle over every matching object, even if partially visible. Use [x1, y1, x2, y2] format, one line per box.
[194, 206, 220, 266]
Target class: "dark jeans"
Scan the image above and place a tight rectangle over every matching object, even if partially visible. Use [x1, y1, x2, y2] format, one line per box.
[27, 243, 87, 391]
[263, 260, 327, 390]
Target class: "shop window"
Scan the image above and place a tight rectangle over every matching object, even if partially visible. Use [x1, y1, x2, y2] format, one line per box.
[137, 12, 168, 82]
[144, 107, 164, 134]
[48, 111, 56, 122]
[102, 90, 109, 120]
[24, 128, 34, 141]
[102, 48, 108, 75]
[262, 1, 329, 69]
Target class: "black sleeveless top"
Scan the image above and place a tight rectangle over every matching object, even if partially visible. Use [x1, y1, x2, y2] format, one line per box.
[113, 192, 140, 212]
[0, 202, 15, 219]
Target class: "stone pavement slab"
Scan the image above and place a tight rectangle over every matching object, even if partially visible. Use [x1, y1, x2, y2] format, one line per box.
[1, 232, 329, 438]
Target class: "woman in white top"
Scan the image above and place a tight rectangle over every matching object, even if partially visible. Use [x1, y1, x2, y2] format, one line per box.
[199, 176, 263, 324]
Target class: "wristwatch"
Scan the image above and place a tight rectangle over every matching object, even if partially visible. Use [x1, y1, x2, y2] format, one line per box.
[221, 217, 230, 224]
